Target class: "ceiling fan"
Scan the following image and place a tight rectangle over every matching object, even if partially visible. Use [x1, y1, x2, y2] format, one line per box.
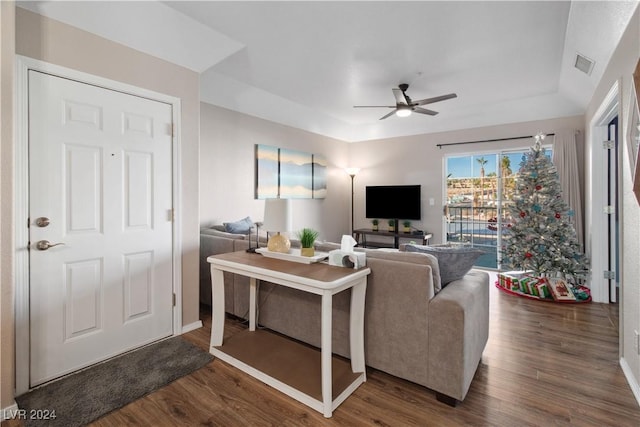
[354, 83, 457, 120]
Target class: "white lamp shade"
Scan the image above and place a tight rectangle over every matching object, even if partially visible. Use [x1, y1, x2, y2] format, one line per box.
[263, 198, 292, 232]
[345, 167, 360, 176]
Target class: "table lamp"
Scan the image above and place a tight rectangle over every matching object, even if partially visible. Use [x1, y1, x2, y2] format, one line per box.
[263, 198, 292, 253]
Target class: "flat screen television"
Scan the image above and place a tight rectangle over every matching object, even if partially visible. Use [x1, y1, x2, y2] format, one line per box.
[365, 185, 421, 220]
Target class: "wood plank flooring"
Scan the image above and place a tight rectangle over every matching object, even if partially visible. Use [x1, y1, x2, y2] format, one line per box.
[4, 272, 639, 426]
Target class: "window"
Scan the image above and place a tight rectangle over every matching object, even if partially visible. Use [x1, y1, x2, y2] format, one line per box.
[445, 148, 551, 269]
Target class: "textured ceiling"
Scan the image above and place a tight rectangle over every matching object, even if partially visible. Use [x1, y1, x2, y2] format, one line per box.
[17, 1, 640, 142]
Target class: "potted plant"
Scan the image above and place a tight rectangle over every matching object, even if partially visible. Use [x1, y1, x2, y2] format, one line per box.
[403, 220, 411, 233]
[297, 228, 319, 257]
[388, 219, 395, 232]
[372, 219, 379, 231]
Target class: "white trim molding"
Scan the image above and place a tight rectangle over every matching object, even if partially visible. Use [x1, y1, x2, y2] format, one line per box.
[586, 80, 620, 303]
[620, 357, 640, 406]
[182, 320, 203, 334]
[14, 56, 184, 395]
[1, 402, 19, 421]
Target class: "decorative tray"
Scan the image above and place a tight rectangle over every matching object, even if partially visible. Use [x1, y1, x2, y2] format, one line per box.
[255, 248, 329, 264]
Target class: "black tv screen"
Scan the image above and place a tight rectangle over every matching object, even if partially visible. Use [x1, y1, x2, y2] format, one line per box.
[365, 185, 421, 220]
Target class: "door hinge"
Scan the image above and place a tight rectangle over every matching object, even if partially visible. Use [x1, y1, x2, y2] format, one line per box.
[172, 124, 176, 138]
[603, 205, 615, 214]
[173, 293, 176, 307]
[168, 209, 175, 222]
[603, 270, 616, 280]
[603, 140, 615, 149]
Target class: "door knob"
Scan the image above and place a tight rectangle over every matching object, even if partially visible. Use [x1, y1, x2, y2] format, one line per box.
[36, 240, 65, 251]
[35, 217, 50, 227]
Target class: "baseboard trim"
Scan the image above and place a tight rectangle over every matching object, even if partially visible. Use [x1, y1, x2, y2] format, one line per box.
[182, 320, 203, 334]
[620, 356, 640, 406]
[1, 401, 19, 421]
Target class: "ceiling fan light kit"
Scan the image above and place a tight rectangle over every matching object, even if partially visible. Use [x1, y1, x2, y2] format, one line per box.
[354, 83, 457, 120]
[396, 108, 412, 117]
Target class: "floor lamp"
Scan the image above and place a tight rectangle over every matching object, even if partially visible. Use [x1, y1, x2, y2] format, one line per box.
[345, 168, 360, 234]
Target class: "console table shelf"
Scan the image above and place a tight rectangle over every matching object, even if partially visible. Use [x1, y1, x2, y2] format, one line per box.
[208, 251, 370, 418]
[214, 329, 361, 403]
[353, 228, 432, 249]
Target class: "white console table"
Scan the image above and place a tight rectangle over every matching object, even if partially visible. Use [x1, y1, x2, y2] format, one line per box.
[208, 251, 371, 418]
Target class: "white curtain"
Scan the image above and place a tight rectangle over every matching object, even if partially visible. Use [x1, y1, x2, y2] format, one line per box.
[552, 130, 584, 249]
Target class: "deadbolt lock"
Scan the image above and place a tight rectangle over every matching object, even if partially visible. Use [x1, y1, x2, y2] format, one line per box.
[35, 217, 50, 227]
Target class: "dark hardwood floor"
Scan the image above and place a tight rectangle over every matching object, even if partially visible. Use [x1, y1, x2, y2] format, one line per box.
[4, 272, 639, 426]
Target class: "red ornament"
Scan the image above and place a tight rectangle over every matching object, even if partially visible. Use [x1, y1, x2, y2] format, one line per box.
[536, 185, 542, 191]
[520, 211, 526, 218]
[525, 252, 533, 258]
[555, 213, 561, 219]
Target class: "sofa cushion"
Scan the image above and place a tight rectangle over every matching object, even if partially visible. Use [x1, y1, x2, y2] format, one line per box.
[404, 244, 483, 287]
[223, 216, 253, 234]
[366, 249, 441, 294]
[201, 228, 247, 240]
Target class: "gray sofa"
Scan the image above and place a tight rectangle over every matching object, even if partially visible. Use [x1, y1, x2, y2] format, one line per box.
[200, 228, 489, 405]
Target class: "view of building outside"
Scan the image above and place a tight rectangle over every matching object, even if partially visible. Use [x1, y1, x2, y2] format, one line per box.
[445, 148, 552, 269]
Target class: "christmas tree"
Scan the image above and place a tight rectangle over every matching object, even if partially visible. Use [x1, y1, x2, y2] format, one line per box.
[502, 134, 588, 278]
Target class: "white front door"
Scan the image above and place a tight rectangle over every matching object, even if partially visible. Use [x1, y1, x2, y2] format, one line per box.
[28, 71, 174, 387]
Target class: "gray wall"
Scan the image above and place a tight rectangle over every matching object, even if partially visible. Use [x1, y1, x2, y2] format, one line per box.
[200, 103, 584, 248]
[347, 116, 585, 244]
[200, 102, 350, 243]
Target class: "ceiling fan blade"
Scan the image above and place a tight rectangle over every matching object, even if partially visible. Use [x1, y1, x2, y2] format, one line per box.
[379, 110, 398, 120]
[413, 93, 457, 106]
[392, 88, 408, 105]
[353, 105, 396, 108]
[413, 107, 439, 116]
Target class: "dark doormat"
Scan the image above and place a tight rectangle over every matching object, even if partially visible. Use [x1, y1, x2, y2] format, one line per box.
[15, 336, 213, 427]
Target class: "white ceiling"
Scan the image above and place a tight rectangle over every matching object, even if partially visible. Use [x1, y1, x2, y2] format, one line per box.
[17, 1, 640, 142]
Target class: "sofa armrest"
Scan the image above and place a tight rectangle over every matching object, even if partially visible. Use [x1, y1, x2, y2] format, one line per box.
[427, 270, 489, 402]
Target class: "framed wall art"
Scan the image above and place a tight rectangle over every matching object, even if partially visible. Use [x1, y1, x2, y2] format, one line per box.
[279, 148, 313, 198]
[255, 144, 280, 199]
[312, 154, 327, 199]
[632, 58, 640, 205]
[255, 144, 327, 199]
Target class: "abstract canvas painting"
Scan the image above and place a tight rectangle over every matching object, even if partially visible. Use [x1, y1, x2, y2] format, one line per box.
[279, 148, 313, 198]
[255, 145, 327, 199]
[255, 144, 279, 199]
[312, 154, 327, 199]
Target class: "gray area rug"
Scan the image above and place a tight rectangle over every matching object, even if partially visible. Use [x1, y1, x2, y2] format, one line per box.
[15, 336, 213, 427]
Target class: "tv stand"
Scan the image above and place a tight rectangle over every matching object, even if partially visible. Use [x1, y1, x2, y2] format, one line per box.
[353, 228, 432, 249]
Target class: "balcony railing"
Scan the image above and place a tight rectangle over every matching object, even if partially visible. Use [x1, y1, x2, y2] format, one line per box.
[445, 204, 513, 269]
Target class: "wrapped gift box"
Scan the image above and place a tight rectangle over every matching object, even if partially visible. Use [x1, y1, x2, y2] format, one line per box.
[547, 277, 576, 301]
[498, 271, 533, 291]
[519, 277, 540, 295]
[535, 280, 551, 299]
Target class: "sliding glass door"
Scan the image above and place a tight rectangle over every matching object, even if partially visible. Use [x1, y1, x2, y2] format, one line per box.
[445, 149, 546, 269]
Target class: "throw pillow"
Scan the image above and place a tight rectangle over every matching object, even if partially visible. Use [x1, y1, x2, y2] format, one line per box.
[223, 216, 253, 234]
[404, 244, 483, 286]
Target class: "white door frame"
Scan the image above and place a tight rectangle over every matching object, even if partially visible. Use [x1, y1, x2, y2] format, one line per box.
[14, 56, 183, 395]
[587, 80, 620, 303]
